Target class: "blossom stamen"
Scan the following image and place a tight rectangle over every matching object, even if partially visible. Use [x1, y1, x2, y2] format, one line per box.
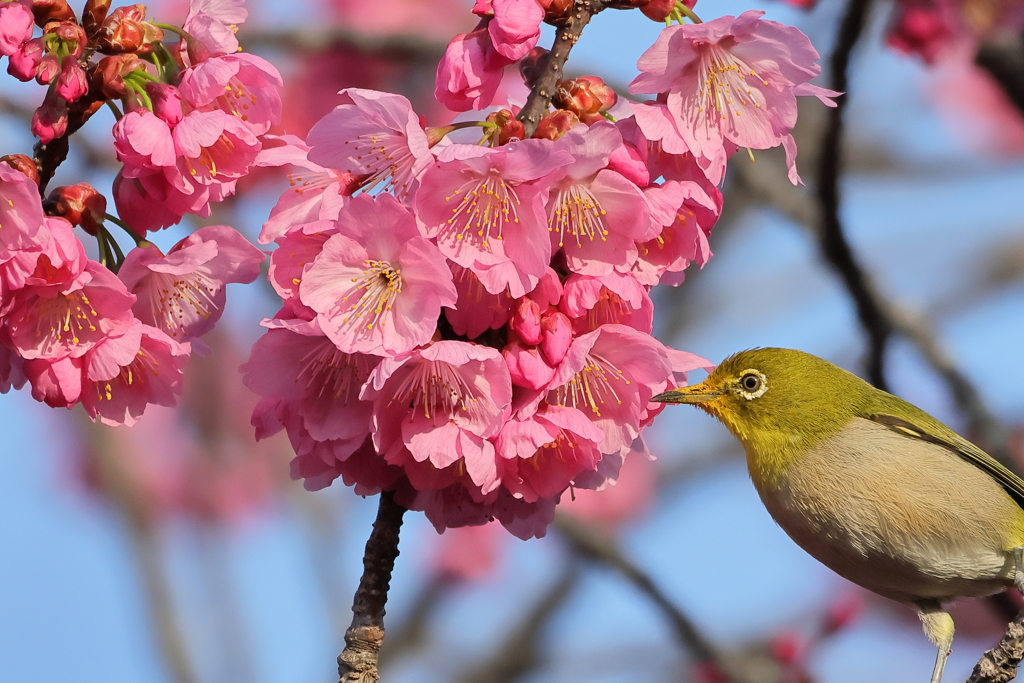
[338, 259, 403, 332]
[548, 181, 609, 248]
[443, 172, 521, 251]
[549, 353, 630, 417]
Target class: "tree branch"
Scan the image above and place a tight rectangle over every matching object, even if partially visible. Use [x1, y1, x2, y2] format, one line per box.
[517, 0, 605, 138]
[815, 0, 891, 390]
[968, 608, 1024, 683]
[338, 491, 407, 683]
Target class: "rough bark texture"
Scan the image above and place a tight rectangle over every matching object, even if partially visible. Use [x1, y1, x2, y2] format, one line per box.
[516, 0, 605, 138]
[969, 610, 1024, 683]
[338, 491, 407, 683]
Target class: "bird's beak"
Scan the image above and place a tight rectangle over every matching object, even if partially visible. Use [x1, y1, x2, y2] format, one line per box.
[651, 381, 722, 404]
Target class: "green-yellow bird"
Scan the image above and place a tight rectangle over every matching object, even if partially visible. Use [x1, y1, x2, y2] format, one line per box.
[652, 348, 1024, 683]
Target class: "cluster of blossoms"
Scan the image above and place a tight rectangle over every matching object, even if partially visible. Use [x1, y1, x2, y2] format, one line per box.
[0, 0, 276, 424]
[242, 1, 835, 537]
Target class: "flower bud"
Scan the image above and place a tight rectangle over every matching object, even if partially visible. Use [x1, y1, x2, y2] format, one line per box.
[822, 593, 863, 634]
[43, 182, 107, 235]
[1, 155, 40, 186]
[44, 19, 86, 58]
[95, 5, 149, 54]
[485, 108, 525, 145]
[55, 55, 87, 101]
[31, 0, 75, 27]
[511, 298, 543, 345]
[91, 53, 146, 98]
[35, 53, 59, 84]
[639, 0, 680, 22]
[554, 76, 617, 122]
[539, 311, 572, 365]
[532, 109, 578, 141]
[519, 47, 548, 88]
[7, 38, 43, 81]
[502, 341, 556, 390]
[538, 0, 572, 24]
[146, 82, 182, 125]
[32, 87, 69, 143]
[82, 0, 111, 39]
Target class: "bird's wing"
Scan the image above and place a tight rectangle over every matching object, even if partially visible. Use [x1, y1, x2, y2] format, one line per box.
[868, 413, 1024, 509]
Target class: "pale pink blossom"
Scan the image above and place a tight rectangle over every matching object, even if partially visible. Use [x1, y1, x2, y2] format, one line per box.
[635, 179, 720, 286]
[0, 0, 33, 57]
[299, 193, 456, 355]
[561, 271, 653, 334]
[266, 219, 336, 312]
[494, 404, 604, 502]
[172, 109, 260, 187]
[24, 354, 84, 407]
[487, 0, 544, 61]
[434, 24, 512, 112]
[119, 225, 265, 342]
[306, 89, 433, 203]
[560, 451, 656, 528]
[254, 136, 359, 244]
[113, 110, 177, 179]
[416, 140, 571, 297]
[6, 261, 136, 360]
[431, 522, 504, 581]
[445, 264, 513, 339]
[183, 0, 248, 58]
[0, 164, 49, 264]
[363, 341, 513, 495]
[178, 53, 284, 135]
[546, 122, 656, 275]
[628, 11, 839, 184]
[80, 321, 190, 426]
[242, 324, 380, 468]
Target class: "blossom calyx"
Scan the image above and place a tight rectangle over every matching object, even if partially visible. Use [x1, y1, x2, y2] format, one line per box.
[553, 76, 617, 122]
[31, 0, 75, 27]
[42, 182, 106, 235]
[1, 155, 40, 186]
[91, 54, 147, 98]
[533, 109, 579, 141]
[82, 0, 111, 40]
[485, 108, 525, 145]
[95, 5, 162, 55]
[43, 20, 86, 59]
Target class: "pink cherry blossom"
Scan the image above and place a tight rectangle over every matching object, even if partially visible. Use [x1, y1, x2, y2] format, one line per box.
[416, 140, 571, 297]
[363, 340, 513, 495]
[255, 136, 360, 244]
[178, 53, 284, 135]
[6, 261, 136, 361]
[113, 110, 177, 178]
[0, 164, 49, 264]
[561, 271, 653, 333]
[444, 264, 513, 339]
[7, 37, 42, 82]
[266, 219, 336, 312]
[119, 225, 265, 342]
[80, 321, 190, 426]
[502, 340, 555, 390]
[634, 178, 720, 286]
[24, 354, 84, 407]
[172, 109, 260, 187]
[0, 0, 33, 57]
[435, 24, 512, 112]
[1, 216, 86, 297]
[183, 0, 248, 58]
[112, 171, 198, 235]
[306, 89, 433, 203]
[628, 11, 840, 184]
[299, 193, 456, 355]
[545, 122, 656, 275]
[242, 323, 380, 469]
[494, 404, 604, 502]
[487, 0, 544, 61]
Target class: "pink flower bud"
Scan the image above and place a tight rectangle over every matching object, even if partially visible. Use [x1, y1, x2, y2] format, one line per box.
[146, 82, 182, 125]
[511, 298, 543, 345]
[538, 0, 572, 23]
[43, 182, 107, 235]
[95, 4, 155, 54]
[539, 311, 572, 366]
[35, 53, 59, 84]
[502, 341, 556, 390]
[55, 56, 87, 102]
[485, 108, 525, 145]
[45, 20, 86, 58]
[822, 593, 863, 634]
[1, 154, 40, 185]
[8, 37, 43, 81]
[639, 0, 677, 22]
[32, 87, 69, 143]
[769, 630, 805, 666]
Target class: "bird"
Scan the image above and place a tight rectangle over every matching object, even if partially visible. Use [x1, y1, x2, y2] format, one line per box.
[651, 348, 1024, 683]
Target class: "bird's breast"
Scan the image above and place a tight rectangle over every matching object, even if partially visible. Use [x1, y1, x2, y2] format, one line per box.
[751, 417, 1023, 604]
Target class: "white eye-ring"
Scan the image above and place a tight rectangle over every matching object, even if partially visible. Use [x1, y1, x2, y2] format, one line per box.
[737, 369, 768, 400]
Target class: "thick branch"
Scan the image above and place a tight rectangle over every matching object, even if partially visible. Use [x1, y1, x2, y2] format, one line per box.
[976, 32, 1024, 119]
[338, 491, 407, 683]
[968, 609, 1024, 683]
[815, 0, 891, 390]
[516, 0, 605, 137]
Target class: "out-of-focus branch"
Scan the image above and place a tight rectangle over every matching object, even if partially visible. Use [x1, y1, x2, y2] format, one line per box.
[976, 32, 1024, 118]
[338, 491, 407, 683]
[517, 0, 605, 137]
[816, 0, 891, 390]
[968, 609, 1024, 683]
[378, 576, 452, 666]
[553, 513, 762, 683]
[243, 26, 447, 55]
[460, 561, 581, 683]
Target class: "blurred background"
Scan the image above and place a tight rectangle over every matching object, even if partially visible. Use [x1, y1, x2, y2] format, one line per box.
[2, 0, 1024, 682]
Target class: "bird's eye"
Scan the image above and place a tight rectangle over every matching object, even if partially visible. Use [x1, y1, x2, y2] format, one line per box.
[740, 373, 761, 392]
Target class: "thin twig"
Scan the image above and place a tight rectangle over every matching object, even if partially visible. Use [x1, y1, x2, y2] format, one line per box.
[516, 0, 605, 137]
[553, 513, 758, 683]
[338, 491, 407, 683]
[968, 609, 1024, 683]
[815, 0, 891, 390]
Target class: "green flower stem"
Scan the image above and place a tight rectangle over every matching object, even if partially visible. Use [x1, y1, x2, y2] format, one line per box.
[677, 2, 702, 24]
[105, 100, 124, 121]
[104, 213, 148, 247]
